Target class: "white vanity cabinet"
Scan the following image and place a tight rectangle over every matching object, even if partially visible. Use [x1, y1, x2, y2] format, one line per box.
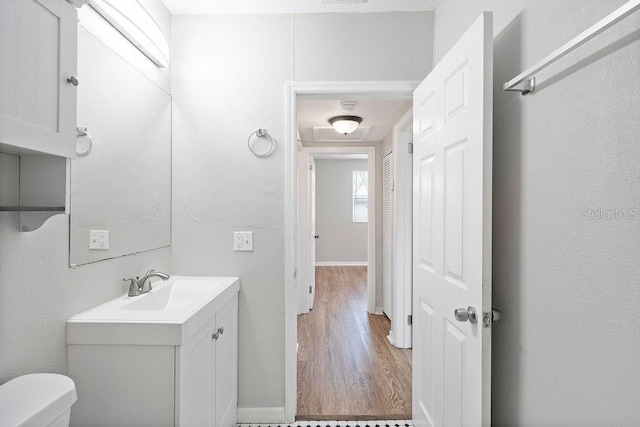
[67, 277, 239, 427]
[178, 294, 238, 427]
[0, 0, 77, 158]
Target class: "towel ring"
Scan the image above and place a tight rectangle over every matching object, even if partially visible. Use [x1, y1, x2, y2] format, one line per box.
[247, 129, 275, 157]
[76, 127, 93, 156]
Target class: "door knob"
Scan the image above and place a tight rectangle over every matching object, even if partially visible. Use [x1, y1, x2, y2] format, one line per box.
[67, 75, 79, 86]
[314, 234, 319, 239]
[454, 306, 478, 324]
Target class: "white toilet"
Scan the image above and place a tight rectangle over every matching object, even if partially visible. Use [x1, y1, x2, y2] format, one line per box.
[0, 373, 77, 427]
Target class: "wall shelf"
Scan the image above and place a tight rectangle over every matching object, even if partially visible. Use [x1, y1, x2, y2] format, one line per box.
[0, 206, 66, 212]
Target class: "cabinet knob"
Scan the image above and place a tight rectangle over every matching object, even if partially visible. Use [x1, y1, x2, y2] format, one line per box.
[67, 75, 79, 86]
[211, 327, 224, 340]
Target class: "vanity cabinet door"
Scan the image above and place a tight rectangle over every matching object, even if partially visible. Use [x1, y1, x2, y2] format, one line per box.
[215, 295, 238, 427]
[0, 0, 77, 158]
[178, 317, 216, 427]
[177, 293, 238, 427]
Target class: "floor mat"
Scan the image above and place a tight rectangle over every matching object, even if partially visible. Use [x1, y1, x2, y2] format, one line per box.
[238, 420, 414, 427]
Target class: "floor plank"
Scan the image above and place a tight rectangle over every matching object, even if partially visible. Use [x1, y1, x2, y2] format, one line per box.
[297, 266, 412, 420]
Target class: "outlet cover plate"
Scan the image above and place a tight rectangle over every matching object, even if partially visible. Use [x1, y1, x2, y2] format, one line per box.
[89, 230, 109, 250]
[234, 231, 253, 251]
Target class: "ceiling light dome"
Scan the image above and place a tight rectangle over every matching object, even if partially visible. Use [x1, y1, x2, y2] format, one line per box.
[328, 115, 363, 136]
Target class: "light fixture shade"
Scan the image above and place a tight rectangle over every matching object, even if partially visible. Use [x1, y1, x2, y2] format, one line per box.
[328, 115, 363, 135]
[90, 0, 170, 68]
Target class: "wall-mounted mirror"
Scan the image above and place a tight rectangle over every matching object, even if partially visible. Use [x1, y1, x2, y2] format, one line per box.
[70, 25, 171, 266]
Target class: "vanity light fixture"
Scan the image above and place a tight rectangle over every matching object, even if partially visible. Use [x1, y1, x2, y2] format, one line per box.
[89, 0, 170, 68]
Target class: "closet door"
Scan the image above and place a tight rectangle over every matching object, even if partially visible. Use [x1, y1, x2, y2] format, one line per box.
[382, 151, 394, 319]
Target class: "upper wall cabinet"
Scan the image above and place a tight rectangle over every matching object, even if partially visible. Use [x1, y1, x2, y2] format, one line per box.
[0, 0, 77, 158]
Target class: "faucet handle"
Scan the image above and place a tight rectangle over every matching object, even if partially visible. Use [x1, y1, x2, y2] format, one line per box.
[123, 277, 141, 296]
[144, 269, 155, 276]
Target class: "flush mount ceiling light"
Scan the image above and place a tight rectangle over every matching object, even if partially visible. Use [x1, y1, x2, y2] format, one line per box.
[328, 115, 363, 135]
[328, 101, 362, 135]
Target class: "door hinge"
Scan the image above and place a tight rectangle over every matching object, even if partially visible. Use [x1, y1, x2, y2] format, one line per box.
[482, 309, 501, 328]
[309, 286, 312, 294]
[408, 142, 413, 154]
[407, 314, 412, 325]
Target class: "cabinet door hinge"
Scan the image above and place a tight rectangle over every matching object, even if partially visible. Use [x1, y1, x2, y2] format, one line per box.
[309, 286, 312, 294]
[408, 314, 413, 325]
[408, 142, 413, 154]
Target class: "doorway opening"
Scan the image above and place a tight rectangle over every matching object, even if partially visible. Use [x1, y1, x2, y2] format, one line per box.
[287, 83, 418, 421]
[296, 147, 376, 315]
[298, 150, 392, 420]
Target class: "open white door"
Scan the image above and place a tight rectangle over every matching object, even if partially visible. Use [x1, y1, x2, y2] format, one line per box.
[412, 12, 493, 427]
[309, 157, 317, 309]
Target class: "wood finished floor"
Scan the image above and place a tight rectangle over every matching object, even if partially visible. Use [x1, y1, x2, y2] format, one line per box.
[297, 266, 412, 421]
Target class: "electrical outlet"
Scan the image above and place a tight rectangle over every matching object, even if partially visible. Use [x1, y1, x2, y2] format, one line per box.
[89, 230, 109, 250]
[233, 231, 253, 251]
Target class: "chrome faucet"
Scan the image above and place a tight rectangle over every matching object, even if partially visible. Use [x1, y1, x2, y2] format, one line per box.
[123, 269, 170, 297]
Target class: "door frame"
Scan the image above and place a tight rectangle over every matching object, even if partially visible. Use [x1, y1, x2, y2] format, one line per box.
[285, 81, 420, 421]
[388, 107, 414, 349]
[298, 146, 376, 315]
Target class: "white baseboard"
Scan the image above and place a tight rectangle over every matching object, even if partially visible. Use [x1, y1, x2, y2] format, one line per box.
[315, 261, 368, 267]
[237, 407, 286, 424]
[375, 307, 385, 315]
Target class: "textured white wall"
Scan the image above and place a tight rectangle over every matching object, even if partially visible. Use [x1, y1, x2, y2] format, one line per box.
[435, 1, 640, 425]
[171, 12, 433, 410]
[171, 14, 292, 409]
[0, 0, 172, 385]
[294, 12, 434, 81]
[314, 159, 369, 263]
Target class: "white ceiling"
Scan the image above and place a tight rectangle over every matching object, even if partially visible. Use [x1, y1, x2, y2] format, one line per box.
[161, 0, 442, 15]
[297, 98, 411, 144]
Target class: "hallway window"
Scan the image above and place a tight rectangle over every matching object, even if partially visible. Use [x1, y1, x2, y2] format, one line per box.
[353, 170, 368, 222]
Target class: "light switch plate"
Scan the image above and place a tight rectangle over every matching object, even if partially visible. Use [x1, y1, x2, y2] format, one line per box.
[89, 230, 109, 250]
[233, 231, 253, 251]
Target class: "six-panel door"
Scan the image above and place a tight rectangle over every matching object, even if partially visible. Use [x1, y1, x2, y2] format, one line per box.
[412, 12, 493, 427]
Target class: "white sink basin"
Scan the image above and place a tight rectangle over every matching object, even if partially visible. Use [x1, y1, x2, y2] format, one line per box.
[121, 279, 225, 311]
[67, 276, 240, 346]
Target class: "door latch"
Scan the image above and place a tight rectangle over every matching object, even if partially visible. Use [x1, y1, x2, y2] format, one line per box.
[482, 309, 501, 328]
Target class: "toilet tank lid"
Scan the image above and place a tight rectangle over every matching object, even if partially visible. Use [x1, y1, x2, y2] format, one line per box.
[0, 373, 77, 426]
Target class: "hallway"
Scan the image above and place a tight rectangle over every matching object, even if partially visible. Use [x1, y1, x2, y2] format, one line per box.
[297, 266, 412, 420]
